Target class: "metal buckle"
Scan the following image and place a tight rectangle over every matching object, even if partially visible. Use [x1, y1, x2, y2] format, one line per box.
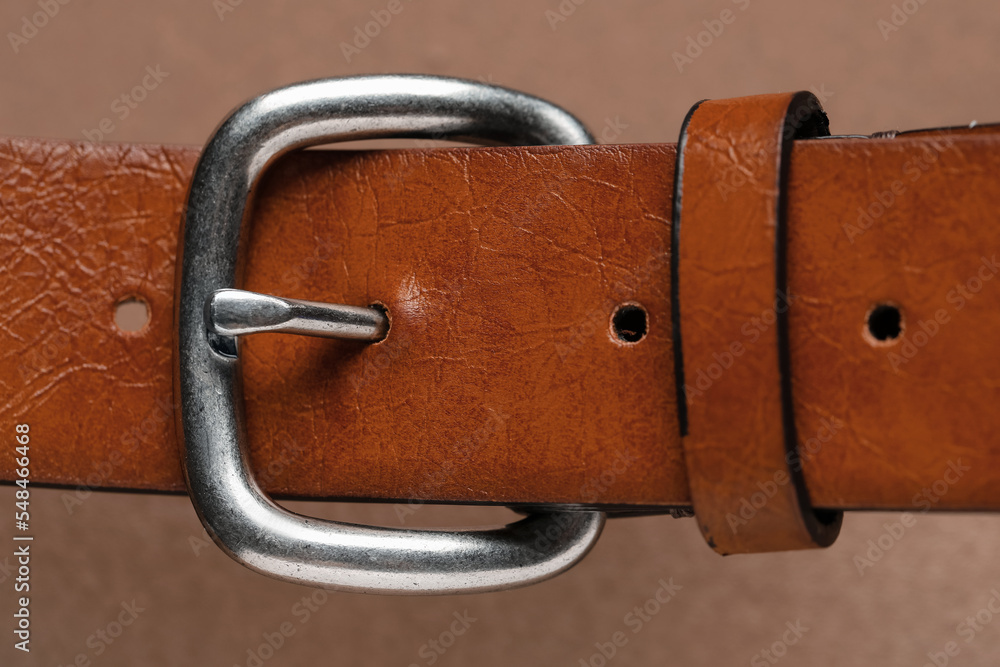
[176, 75, 605, 594]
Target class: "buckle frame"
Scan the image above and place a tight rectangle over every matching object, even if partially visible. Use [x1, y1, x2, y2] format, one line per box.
[176, 75, 605, 594]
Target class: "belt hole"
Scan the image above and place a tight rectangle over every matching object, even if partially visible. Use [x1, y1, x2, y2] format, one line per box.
[611, 302, 648, 344]
[865, 303, 902, 343]
[114, 296, 150, 333]
[369, 301, 390, 343]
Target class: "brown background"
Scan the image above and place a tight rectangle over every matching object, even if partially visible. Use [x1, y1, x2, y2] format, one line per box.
[2, 0, 1000, 664]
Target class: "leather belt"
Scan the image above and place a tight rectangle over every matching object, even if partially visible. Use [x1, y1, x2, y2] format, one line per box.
[4, 81, 1000, 563]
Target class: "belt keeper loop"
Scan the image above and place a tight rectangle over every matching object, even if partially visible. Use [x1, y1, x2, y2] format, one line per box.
[670, 92, 843, 554]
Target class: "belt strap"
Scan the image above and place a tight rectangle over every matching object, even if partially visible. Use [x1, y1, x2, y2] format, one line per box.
[3, 116, 1000, 520]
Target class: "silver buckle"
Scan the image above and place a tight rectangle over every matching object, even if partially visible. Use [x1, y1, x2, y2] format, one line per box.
[176, 75, 605, 594]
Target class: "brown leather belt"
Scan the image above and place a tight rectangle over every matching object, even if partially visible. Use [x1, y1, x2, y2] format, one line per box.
[3, 85, 1000, 557]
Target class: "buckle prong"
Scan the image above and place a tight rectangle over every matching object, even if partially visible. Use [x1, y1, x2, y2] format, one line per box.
[207, 288, 389, 341]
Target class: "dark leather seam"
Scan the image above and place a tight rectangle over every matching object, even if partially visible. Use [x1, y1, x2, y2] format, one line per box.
[669, 99, 706, 438]
[778, 92, 842, 544]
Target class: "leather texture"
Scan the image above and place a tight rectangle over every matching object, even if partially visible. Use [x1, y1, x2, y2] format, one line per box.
[673, 93, 842, 554]
[2, 121, 1000, 513]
